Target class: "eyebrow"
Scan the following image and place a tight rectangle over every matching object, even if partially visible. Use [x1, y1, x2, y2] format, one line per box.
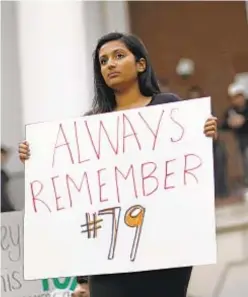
[99, 48, 127, 58]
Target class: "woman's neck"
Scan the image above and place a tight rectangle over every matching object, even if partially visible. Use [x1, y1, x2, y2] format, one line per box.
[115, 84, 151, 111]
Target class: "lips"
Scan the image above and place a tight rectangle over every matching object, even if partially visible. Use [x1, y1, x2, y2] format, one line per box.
[108, 71, 120, 78]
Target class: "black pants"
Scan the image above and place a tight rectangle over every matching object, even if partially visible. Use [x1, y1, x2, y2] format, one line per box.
[213, 141, 229, 197]
[237, 136, 248, 186]
[90, 267, 192, 297]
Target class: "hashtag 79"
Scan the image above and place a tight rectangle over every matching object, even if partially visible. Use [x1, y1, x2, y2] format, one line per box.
[81, 205, 145, 262]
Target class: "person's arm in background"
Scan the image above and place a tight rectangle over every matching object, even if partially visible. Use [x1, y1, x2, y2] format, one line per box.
[220, 107, 247, 130]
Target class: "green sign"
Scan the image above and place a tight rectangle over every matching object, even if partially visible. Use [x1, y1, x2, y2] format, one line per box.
[41, 277, 77, 291]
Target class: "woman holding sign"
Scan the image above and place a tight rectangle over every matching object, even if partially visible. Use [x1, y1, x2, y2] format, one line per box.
[19, 32, 217, 297]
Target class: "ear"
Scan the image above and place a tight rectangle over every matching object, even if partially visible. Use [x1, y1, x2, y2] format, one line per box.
[136, 58, 146, 73]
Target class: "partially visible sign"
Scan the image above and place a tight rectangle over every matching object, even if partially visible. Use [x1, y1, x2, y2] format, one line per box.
[24, 98, 216, 280]
[1, 211, 75, 297]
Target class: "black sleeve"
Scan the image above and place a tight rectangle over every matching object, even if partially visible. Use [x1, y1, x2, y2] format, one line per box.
[166, 93, 181, 102]
[152, 93, 181, 105]
[83, 110, 95, 116]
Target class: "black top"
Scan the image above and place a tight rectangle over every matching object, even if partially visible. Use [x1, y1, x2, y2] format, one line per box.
[89, 93, 192, 297]
[147, 92, 179, 106]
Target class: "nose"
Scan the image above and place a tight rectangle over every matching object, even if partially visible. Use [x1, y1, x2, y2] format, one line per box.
[107, 58, 117, 69]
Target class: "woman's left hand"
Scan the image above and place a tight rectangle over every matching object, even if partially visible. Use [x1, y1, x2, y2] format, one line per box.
[204, 116, 218, 140]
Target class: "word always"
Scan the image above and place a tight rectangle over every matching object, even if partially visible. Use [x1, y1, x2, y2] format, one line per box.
[52, 108, 184, 167]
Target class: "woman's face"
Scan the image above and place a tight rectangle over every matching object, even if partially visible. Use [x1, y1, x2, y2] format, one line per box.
[99, 40, 145, 90]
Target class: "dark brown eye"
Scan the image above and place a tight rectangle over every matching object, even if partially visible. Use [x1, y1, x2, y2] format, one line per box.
[100, 57, 108, 66]
[116, 53, 125, 60]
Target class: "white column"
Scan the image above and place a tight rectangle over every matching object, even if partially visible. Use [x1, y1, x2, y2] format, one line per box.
[102, 1, 130, 34]
[1, 2, 23, 172]
[16, 1, 91, 124]
[82, 1, 131, 101]
[83, 1, 106, 102]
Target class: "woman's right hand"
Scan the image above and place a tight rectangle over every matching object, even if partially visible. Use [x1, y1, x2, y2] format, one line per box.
[18, 141, 30, 163]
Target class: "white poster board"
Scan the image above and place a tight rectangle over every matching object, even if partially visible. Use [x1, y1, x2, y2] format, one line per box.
[24, 97, 216, 280]
[1, 211, 74, 297]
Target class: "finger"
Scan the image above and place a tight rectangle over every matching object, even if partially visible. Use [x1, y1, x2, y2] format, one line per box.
[204, 125, 216, 133]
[19, 153, 29, 160]
[19, 140, 29, 146]
[205, 131, 216, 138]
[18, 148, 30, 154]
[204, 122, 217, 129]
[20, 140, 29, 145]
[204, 123, 216, 130]
[19, 144, 29, 151]
[19, 143, 30, 150]
[18, 145, 28, 151]
[205, 119, 217, 126]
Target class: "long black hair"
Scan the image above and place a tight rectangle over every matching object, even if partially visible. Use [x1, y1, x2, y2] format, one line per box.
[89, 32, 160, 114]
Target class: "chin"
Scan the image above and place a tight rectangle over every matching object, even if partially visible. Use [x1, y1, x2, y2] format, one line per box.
[107, 79, 125, 90]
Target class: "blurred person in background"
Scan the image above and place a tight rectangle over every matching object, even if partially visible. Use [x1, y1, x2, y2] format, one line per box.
[187, 85, 205, 99]
[72, 276, 90, 297]
[186, 86, 229, 198]
[1, 146, 15, 212]
[220, 83, 248, 187]
[158, 78, 170, 93]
